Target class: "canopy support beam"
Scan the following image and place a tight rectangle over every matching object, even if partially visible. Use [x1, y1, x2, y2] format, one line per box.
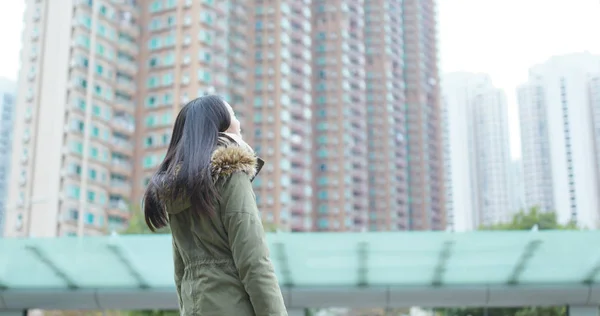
[25, 244, 78, 289]
[582, 257, 600, 284]
[432, 240, 454, 286]
[357, 242, 368, 287]
[507, 239, 542, 285]
[107, 243, 150, 289]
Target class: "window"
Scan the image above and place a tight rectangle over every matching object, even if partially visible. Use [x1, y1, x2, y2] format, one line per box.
[162, 73, 174, 85]
[148, 37, 162, 50]
[143, 155, 156, 168]
[150, 1, 162, 13]
[147, 76, 158, 88]
[164, 93, 173, 104]
[71, 141, 83, 154]
[318, 218, 328, 229]
[86, 213, 94, 225]
[148, 57, 159, 67]
[87, 191, 95, 203]
[146, 96, 156, 107]
[163, 53, 175, 65]
[145, 136, 153, 147]
[145, 115, 156, 127]
[68, 185, 81, 199]
[318, 190, 328, 199]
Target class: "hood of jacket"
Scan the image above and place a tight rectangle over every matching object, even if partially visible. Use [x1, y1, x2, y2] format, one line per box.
[165, 137, 264, 215]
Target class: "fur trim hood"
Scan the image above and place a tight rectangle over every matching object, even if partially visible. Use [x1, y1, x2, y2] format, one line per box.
[211, 145, 261, 182]
[164, 137, 264, 215]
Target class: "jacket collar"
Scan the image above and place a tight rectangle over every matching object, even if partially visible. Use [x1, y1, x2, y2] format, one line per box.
[214, 133, 264, 182]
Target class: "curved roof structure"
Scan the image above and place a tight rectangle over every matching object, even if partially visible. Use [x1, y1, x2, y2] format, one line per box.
[1, 231, 600, 310]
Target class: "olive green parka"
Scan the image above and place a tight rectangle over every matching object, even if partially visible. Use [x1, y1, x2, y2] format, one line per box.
[166, 136, 287, 316]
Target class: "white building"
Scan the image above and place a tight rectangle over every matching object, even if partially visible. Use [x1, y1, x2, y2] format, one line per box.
[517, 82, 555, 213]
[517, 53, 600, 228]
[471, 87, 514, 226]
[442, 72, 515, 231]
[0, 78, 16, 237]
[508, 159, 526, 213]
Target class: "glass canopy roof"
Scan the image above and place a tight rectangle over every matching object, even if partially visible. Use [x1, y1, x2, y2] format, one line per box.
[1, 230, 599, 290]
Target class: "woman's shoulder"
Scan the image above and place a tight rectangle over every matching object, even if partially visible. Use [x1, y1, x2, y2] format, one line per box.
[211, 135, 258, 182]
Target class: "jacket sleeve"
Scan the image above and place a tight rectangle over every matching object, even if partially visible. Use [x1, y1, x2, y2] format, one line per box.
[221, 172, 288, 316]
[172, 239, 184, 310]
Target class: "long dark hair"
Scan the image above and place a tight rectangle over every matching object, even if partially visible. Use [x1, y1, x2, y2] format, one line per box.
[143, 95, 231, 231]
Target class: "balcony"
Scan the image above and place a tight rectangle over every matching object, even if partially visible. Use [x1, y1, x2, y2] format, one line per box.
[118, 40, 139, 57]
[107, 200, 131, 218]
[116, 78, 136, 95]
[111, 119, 135, 134]
[111, 159, 132, 176]
[117, 59, 138, 75]
[109, 180, 132, 197]
[113, 97, 135, 114]
[111, 138, 134, 156]
[119, 21, 140, 38]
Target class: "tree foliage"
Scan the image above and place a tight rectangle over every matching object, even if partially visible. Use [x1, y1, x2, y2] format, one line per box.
[121, 204, 171, 235]
[439, 207, 576, 316]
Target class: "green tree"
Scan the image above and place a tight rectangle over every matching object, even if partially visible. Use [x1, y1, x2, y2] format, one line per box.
[121, 204, 171, 235]
[439, 207, 576, 316]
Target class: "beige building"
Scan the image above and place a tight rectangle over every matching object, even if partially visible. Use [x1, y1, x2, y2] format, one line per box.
[5, 0, 139, 237]
[4, 0, 444, 237]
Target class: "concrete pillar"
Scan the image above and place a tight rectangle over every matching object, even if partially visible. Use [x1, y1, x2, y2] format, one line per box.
[287, 309, 305, 316]
[569, 306, 600, 316]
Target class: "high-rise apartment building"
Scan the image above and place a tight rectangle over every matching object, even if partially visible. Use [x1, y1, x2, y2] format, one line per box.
[5, 0, 445, 236]
[312, 0, 369, 232]
[403, 0, 445, 230]
[471, 87, 513, 226]
[518, 53, 600, 228]
[0, 78, 16, 237]
[4, 0, 140, 238]
[247, 1, 313, 232]
[442, 73, 486, 232]
[364, 0, 409, 231]
[589, 76, 600, 202]
[442, 72, 514, 231]
[133, 0, 250, 207]
[517, 82, 555, 213]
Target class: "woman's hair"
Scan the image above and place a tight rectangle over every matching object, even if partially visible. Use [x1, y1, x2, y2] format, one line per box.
[143, 95, 231, 231]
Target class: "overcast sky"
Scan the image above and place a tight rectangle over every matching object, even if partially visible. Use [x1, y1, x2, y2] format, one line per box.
[439, 0, 600, 158]
[1, 1, 599, 159]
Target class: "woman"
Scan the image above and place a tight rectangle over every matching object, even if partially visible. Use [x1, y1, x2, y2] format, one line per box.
[143, 95, 288, 316]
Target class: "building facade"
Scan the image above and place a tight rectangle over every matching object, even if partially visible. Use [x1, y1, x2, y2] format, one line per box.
[364, 0, 410, 231]
[248, 0, 313, 232]
[517, 81, 555, 214]
[311, 0, 369, 232]
[5, 0, 445, 236]
[442, 72, 514, 231]
[589, 75, 600, 209]
[517, 53, 600, 228]
[5, 0, 139, 237]
[0, 79, 16, 237]
[403, 0, 445, 230]
[471, 88, 513, 226]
